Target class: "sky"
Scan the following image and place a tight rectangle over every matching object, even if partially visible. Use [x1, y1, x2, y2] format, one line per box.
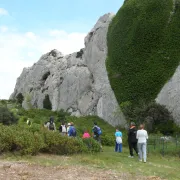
[0, 0, 124, 99]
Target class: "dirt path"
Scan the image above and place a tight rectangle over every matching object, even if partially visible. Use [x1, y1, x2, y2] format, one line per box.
[0, 160, 162, 180]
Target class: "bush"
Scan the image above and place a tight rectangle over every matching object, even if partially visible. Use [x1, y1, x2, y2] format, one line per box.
[82, 138, 101, 152]
[0, 124, 100, 155]
[0, 106, 18, 125]
[107, 0, 180, 106]
[120, 101, 179, 135]
[16, 93, 24, 105]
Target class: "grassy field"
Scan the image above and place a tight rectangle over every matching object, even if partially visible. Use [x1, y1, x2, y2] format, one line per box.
[2, 146, 180, 180]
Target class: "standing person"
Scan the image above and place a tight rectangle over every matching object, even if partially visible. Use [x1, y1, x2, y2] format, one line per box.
[128, 122, 138, 158]
[47, 116, 56, 131]
[69, 122, 76, 137]
[67, 123, 71, 136]
[92, 122, 102, 150]
[137, 124, 148, 163]
[115, 129, 122, 153]
[59, 122, 67, 136]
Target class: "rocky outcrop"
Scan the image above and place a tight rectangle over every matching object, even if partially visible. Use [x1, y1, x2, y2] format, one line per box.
[156, 66, 180, 125]
[10, 13, 126, 127]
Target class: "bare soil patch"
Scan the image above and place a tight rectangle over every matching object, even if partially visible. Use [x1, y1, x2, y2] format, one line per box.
[0, 160, 163, 180]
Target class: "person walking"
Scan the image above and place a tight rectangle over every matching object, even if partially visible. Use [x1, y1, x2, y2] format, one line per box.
[47, 116, 56, 131]
[128, 122, 138, 158]
[137, 124, 148, 163]
[92, 122, 102, 151]
[115, 129, 122, 152]
[67, 123, 71, 136]
[68, 122, 76, 137]
[59, 122, 67, 136]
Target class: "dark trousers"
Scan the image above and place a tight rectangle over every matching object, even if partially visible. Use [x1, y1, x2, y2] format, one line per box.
[115, 142, 122, 152]
[128, 142, 138, 156]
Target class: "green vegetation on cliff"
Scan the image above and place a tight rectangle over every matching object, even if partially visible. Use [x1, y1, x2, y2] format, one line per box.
[107, 0, 180, 105]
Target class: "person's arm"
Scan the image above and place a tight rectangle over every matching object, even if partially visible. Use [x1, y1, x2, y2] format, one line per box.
[146, 131, 148, 139]
[136, 130, 139, 139]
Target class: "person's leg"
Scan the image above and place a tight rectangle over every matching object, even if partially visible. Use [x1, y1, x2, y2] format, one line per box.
[119, 143, 122, 152]
[134, 142, 138, 155]
[115, 142, 118, 152]
[138, 143, 142, 161]
[142, 143, 147, 162]
[128, 142, 133, 157]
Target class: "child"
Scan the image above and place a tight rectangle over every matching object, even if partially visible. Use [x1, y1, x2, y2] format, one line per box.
[82, 130, 91, 139]
[115, 129, 122, 152]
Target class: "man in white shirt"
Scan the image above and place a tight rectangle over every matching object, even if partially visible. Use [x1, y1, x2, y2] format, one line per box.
[136, 124, 148, 163]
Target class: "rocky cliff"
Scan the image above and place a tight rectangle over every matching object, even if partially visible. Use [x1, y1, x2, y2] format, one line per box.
[156, 66, 180, 125]
[10, 13, 126, 127]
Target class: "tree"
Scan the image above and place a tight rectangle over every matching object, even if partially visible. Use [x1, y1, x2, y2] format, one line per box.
[16, 93, 24, 105]
[0, 106, 18, 125]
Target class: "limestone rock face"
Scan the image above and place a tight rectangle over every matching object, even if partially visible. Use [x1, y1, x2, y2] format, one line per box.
[156, 66, 180, 125]
[10, 13, 126, 127]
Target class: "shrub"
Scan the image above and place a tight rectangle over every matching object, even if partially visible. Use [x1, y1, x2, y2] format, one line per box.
[16, 93, 24, 105]
[120, 101, 179, 135]
[0, 106, 18, 125]
[42, 131, 89, 155]
[82, 138, 101, 152]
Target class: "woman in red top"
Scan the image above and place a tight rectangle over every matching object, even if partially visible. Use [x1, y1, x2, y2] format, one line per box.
[82, 130, 91, 138]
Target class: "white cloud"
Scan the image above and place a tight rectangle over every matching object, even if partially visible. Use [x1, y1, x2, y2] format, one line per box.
[0, 26, 8, 33]
[0, 27, 86, 99]
[25, 32, 37, 41]
[0, 8, 8, 16]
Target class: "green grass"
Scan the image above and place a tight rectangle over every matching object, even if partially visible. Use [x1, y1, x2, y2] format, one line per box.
[107, 0, 180, 105]
[3, 146, 180, 180]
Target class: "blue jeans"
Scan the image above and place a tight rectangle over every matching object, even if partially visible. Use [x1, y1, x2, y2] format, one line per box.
[115, 142, 122, 152]
[138, 143, 147, 161]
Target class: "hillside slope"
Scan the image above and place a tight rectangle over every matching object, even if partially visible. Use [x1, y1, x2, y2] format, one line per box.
[107, 0, 180, 105]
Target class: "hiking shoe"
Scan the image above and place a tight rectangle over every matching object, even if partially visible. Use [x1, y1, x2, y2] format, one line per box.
[128, 156, 134, 158]
[144, 160, 146, 163]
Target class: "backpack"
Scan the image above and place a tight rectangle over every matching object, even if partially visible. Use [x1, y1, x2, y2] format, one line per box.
[49, 121, 54, 130]
[94, 126, 102, 136]
[71, 126, 76, 137]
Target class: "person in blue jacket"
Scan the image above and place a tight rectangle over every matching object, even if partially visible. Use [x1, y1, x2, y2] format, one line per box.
[115, 129, 122, 152]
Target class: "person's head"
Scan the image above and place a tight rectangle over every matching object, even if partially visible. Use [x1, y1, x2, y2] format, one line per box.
[84, 129, 88, 133]
[70, 122, 74, 126]
[61, 122, 65, 125]
[67, 123, 71, 126]
[116, 129, 119, 132]
[94, 122, 97, 126]
[139, 124, 144, 130]
[130, 122, 135, 127]
[50, 116, 54, 122]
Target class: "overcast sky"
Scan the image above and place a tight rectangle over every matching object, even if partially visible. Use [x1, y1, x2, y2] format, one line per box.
[0, 0, 124, 99]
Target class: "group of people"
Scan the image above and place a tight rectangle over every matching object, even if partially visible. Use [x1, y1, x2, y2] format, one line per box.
[42, 117, 148, 162]
[44, 117, 77, 137]
[115, 122, 148, 163]
[44, 117, 102, 146]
